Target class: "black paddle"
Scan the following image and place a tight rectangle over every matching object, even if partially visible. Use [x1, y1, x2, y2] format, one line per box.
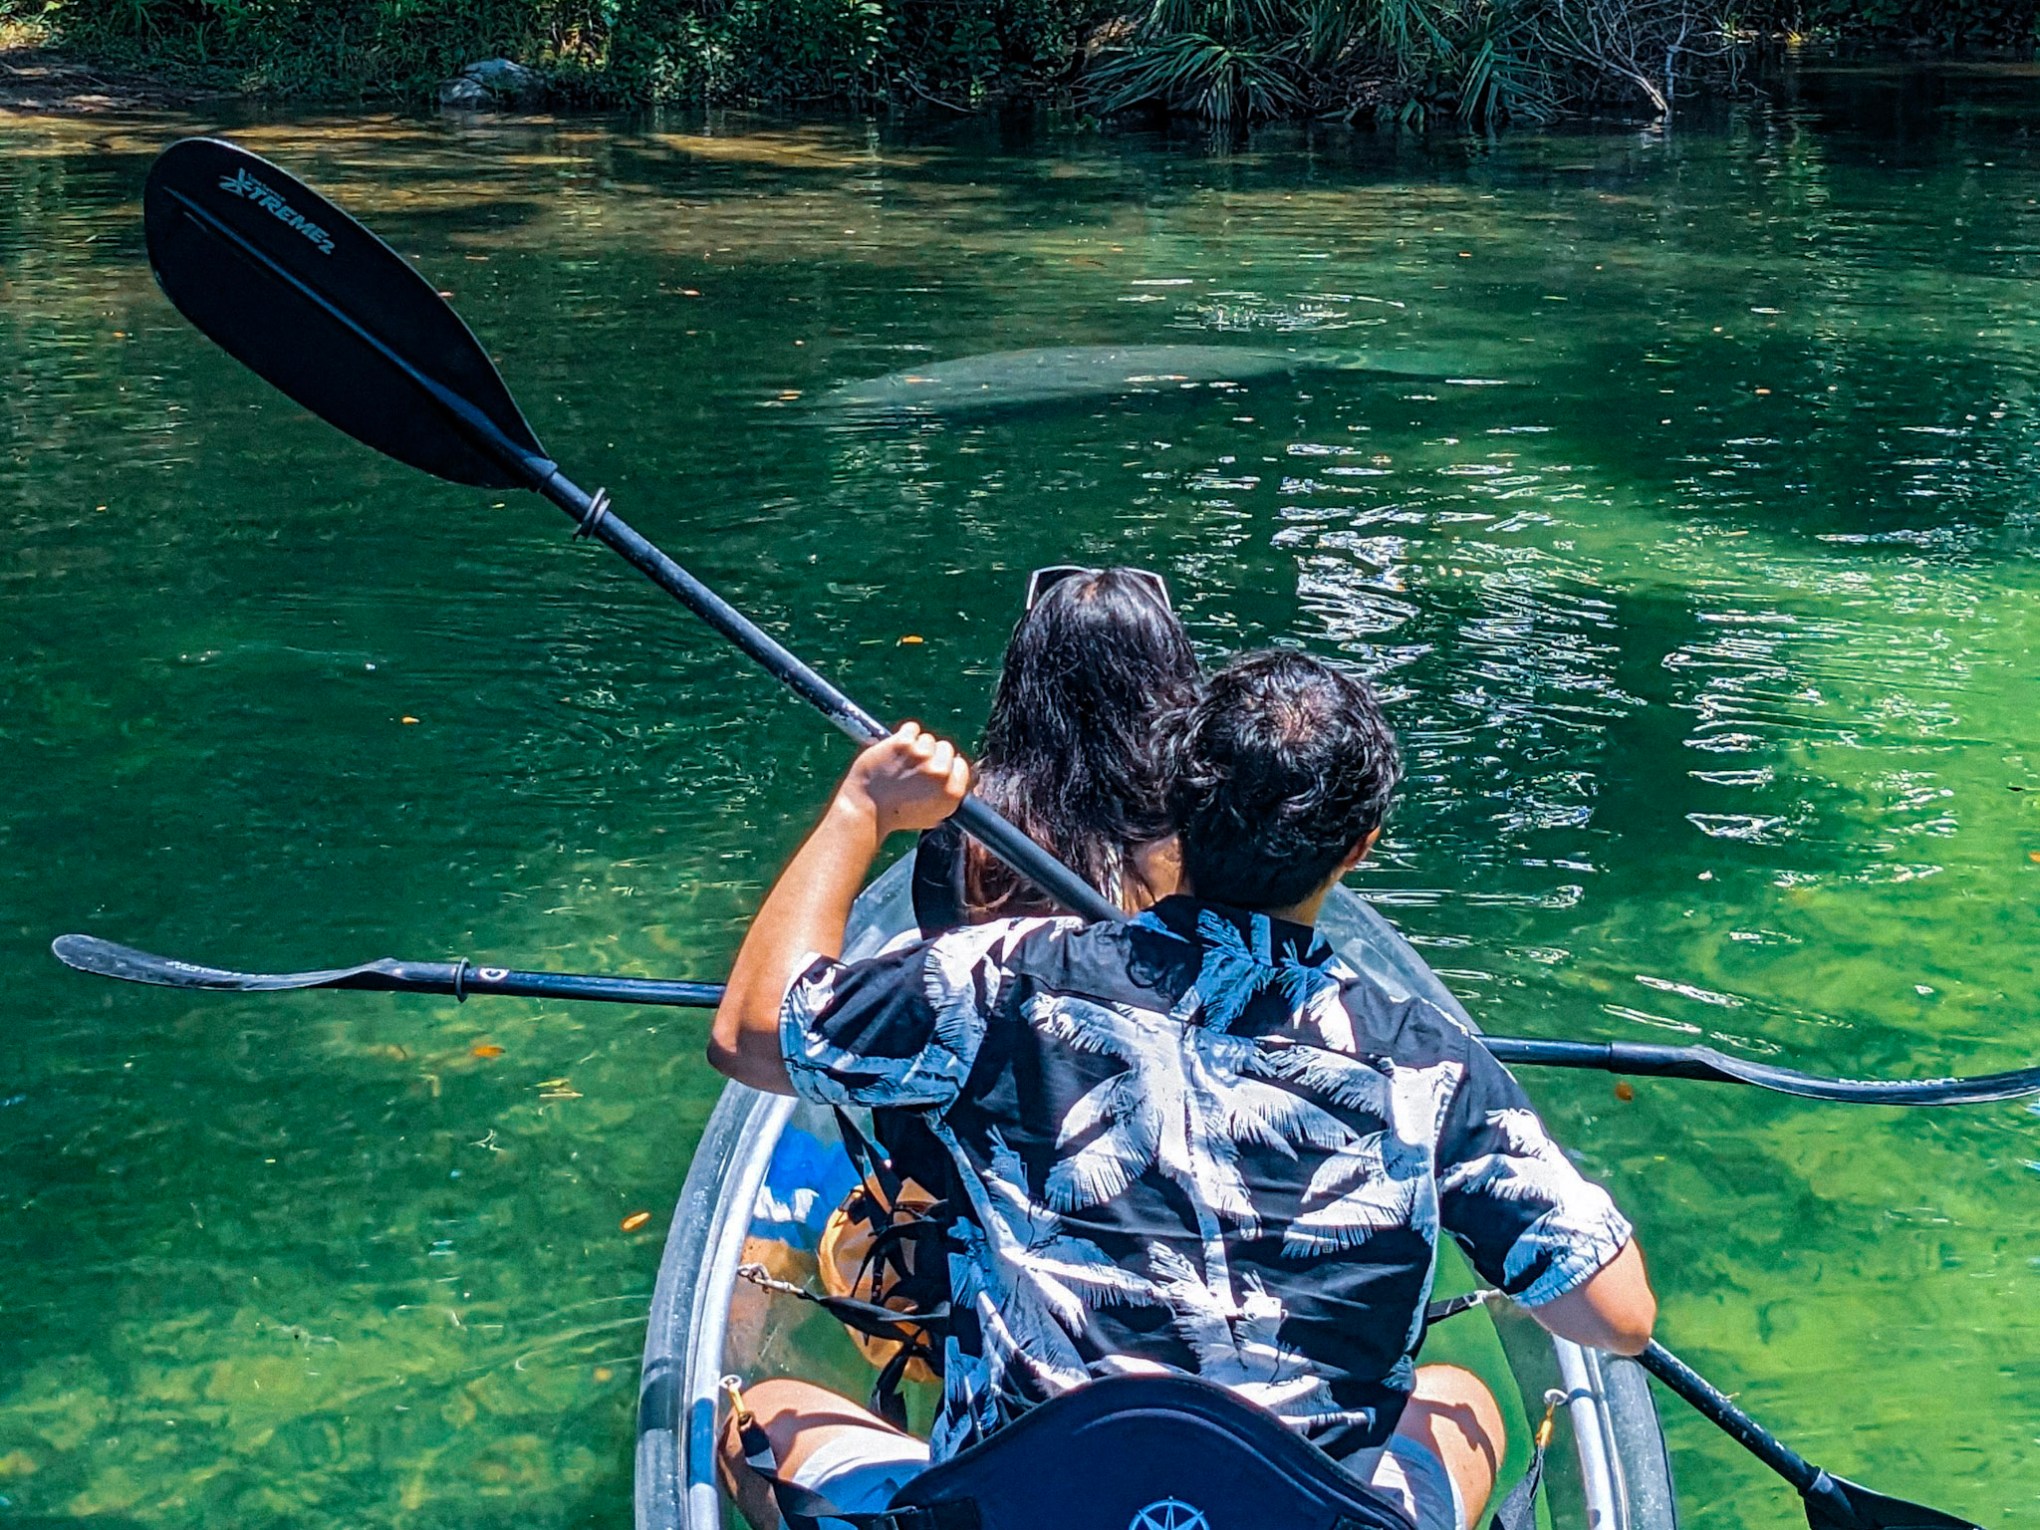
[51, 934, 2040, 1107]
[1639, 1342, 1985, 1529]
[140, 136, 1115, 926]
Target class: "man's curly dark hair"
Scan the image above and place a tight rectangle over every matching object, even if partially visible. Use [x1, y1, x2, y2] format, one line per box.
[1163, 649, 1401, 911]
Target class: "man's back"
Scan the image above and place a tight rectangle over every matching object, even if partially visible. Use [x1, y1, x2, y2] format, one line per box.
[783, 894, 1633, 1463]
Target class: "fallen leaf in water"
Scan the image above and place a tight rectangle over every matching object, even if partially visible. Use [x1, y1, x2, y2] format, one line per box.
[1614, 1081, 1636, 1103]
[1753, 387, 1772, 396]
[470, 1043, 504, 1059]
[593, 1366, 615, 1382]
[898, 635, 924, 645]
[621, 1211, 652, 1233]
[401, 715, 420, 725]
[2029, 851, 2040, 864]
[536, 1077, 570, 1089]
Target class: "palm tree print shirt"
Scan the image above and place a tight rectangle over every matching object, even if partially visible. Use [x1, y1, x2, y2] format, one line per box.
[779, 896, 1633, 1464]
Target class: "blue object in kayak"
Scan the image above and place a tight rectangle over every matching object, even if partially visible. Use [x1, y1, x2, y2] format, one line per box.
[752, 1126, 860, 1253]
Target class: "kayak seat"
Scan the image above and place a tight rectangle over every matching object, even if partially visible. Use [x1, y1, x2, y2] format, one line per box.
[876, 1372, 1418, 1530]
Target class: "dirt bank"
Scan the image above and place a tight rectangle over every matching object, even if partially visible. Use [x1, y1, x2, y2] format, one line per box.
[1, 46, 228, 113]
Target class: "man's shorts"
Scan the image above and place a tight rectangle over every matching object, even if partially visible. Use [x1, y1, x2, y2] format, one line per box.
[786, 1424, 1467, 1530]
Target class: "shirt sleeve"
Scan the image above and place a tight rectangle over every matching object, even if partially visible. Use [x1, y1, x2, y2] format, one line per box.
[778, 919, 1026, 1111]
[1435, 1041, 1634, 1307]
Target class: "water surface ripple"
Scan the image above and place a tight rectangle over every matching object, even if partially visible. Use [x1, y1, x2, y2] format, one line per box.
[3, 70, 2037, 1528]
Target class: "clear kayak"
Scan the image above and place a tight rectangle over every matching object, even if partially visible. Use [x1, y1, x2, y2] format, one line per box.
[636, 859, 1680, 1530]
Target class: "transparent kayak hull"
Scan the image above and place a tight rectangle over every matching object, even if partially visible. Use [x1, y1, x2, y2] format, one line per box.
[637, 861, 1678, 1530]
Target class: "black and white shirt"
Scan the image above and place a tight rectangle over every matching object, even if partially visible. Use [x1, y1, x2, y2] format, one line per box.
[780, 896, 1632, 1463]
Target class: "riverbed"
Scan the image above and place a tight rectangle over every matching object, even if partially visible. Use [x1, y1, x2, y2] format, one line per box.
[2, 66, 2035, 1528]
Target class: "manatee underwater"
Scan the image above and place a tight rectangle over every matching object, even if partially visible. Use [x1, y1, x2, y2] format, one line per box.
[819, 343, 1490, 420]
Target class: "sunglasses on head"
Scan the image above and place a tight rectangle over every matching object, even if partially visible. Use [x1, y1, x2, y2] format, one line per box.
[1024, 565, 1173, 613]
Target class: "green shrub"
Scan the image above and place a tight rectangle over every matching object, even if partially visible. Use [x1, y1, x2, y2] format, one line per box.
[28, 0, 2039, 111]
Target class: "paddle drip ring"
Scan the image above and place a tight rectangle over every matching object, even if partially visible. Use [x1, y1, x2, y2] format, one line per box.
[571, 487, 613, 541]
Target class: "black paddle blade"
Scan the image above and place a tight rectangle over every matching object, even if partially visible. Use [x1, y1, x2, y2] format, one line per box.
[1810, 1474, 1985, 1530]
[143, 137, 548, 489]
[51, 934, 394, 993]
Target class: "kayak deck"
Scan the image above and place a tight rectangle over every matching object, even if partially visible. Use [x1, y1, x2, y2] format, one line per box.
[637, 860, 1678, 1530]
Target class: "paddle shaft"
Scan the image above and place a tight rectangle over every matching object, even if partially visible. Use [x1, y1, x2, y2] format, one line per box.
[155, 157, 1117, 929]
[528, 471, 1114, 922]
[1638, 1342, 1858, 1519]
[341, 960, 724, 1007]
[1488, 1038, 1733, 1080]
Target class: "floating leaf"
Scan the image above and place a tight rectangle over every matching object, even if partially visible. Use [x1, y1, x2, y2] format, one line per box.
[898, 635, 924, 645]
[470, 1043, 504, 1059]
[400, 715, 420, 725]
[2029, 851, 2040, 864]
[1614, 1081, 1636, 1103]
[621, 1211, 652, 1233]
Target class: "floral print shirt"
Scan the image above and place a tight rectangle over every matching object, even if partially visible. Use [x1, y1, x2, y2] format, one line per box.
[779, 895, 1632, 1463]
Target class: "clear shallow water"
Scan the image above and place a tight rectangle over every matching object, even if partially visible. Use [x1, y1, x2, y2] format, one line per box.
[3, 65, 2037, 1528]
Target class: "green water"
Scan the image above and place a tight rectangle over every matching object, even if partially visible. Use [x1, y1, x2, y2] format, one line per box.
[4, 64, 2038, 1529]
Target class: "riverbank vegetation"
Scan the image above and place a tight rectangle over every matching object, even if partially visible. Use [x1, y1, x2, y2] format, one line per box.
[3, 0, 2035, 123]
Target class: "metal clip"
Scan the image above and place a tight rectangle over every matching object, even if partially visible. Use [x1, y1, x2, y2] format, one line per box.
[720, 1373, 751, 1425]
[1536, 1387, 1592, 1451]
[737, 1261, 805, 1299]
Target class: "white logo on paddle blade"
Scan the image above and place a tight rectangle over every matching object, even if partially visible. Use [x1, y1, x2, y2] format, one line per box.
[1129, 1500, 1209, 1530]
[216, 168, 337, 255]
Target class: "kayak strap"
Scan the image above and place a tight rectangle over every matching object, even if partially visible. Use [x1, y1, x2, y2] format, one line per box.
[1423, 1287, 1501, 1327]
[738, 1261, 952, 1340]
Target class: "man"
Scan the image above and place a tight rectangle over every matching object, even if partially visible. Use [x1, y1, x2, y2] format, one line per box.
[710, 650, 1655, 1530]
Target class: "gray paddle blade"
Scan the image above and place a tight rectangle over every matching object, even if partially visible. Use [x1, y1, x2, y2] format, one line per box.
[51, 934, 389, 992]
[1698, 1046, 2040, 1107]
[1811, 1474, 1986, 1530]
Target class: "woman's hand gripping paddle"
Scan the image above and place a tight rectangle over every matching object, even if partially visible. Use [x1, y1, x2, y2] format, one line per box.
[141, 137, 1117, 925]
[1639, 1342, 1986, 1530]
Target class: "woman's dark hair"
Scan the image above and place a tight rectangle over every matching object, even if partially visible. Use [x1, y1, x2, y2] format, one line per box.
[1164, 649, 1400, 912]
[964, 568, 1202, 918]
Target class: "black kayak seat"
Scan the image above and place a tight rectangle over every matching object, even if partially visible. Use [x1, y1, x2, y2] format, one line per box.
[881, 1373, 1417, 1530]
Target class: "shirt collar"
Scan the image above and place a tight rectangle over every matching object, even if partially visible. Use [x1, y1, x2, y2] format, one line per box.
[1137, 895, 1335, 971]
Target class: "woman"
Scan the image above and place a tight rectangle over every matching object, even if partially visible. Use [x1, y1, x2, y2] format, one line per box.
[910, 564, 1201, 933]
[812, 565, 1202, 1412]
